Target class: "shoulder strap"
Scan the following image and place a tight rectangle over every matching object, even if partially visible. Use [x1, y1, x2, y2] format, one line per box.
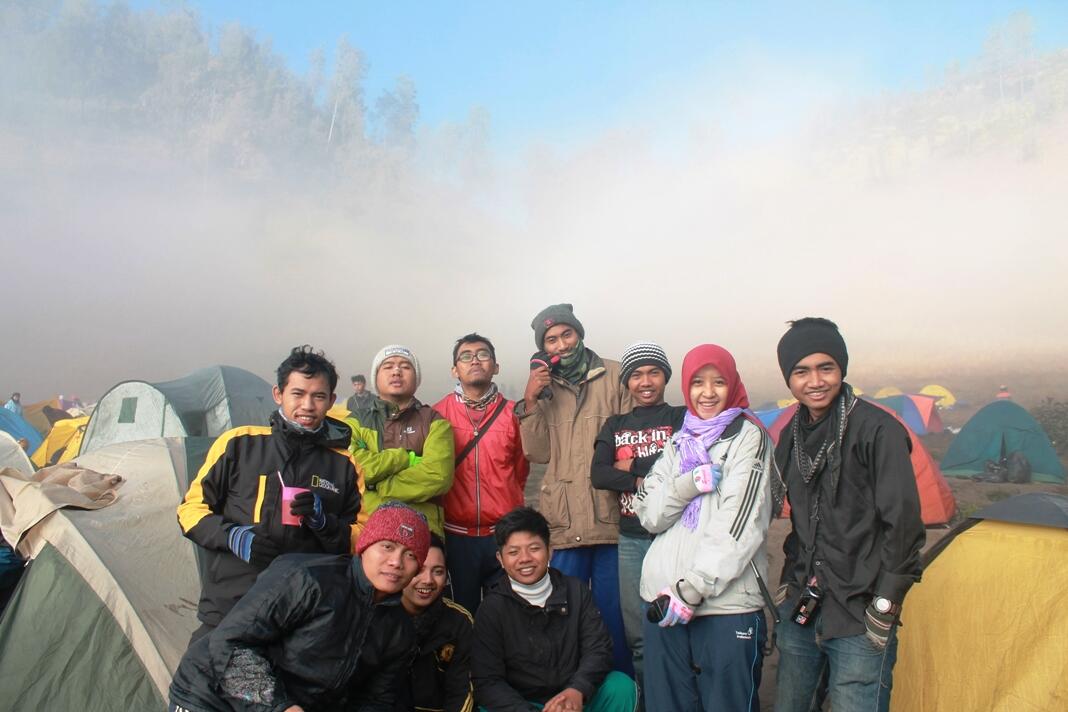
[455, 398, 508, 467]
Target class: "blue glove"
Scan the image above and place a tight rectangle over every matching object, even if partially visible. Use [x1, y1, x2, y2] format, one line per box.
[290, 491, 327, 531]
[227, 525, 280, 569]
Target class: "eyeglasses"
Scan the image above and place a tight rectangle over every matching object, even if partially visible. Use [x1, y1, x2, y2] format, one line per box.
[456, 349, 494, 363]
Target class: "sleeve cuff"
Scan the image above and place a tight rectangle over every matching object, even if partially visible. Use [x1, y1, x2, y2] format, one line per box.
[874, 572, 917, 603]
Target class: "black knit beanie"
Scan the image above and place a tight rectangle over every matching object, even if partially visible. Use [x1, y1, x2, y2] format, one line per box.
[619, 341, 672, 384]
[776, 318, 848, 383]
[531, 303, 585, 349]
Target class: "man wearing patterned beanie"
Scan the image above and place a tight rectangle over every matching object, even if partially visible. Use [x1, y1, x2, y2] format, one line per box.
[517, 303, 634, 675]
[169, 502, 429, 712]
[591, 341, 686, 699]
[773, 318, 924, 712]
[345, 345, 455, 538]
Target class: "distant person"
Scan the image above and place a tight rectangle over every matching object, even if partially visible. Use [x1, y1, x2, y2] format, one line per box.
[590, 340, 685, 697]
[996, 384, 1012, 399]
[169, 503, 430, 712]
[347, 374, 375, 414]
[472, 507, 637, 712]
[433, 332, 529, 614]
[395, 534, 475, 712]
[345, 345, 454, 537]
[773, 318, 925, 712]
[3, 392, 21, 416]
[517, 303, 633, 674]
[634, 344, 773, 711]
[177, 345, 361, 641]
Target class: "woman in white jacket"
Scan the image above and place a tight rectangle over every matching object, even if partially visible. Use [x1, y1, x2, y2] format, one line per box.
[634, 343, 773, 712]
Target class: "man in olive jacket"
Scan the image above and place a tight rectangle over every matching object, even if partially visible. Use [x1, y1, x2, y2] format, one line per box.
[515, 304, 632, 673]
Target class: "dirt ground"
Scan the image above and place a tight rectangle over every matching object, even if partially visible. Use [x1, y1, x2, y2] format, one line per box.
[524, 429, 1068, 711]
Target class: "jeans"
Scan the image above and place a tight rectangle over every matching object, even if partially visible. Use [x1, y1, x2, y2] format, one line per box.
[617, 534, 652, 695]
[552, 545, 634, 677]
[774, 607, 899, 712]
[444, 532, 501, 615]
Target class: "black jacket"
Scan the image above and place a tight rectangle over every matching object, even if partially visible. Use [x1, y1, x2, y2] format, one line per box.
[170, 553, 415, 712]
[395, 597, 474, 712]
[177, 412, 361, 626]
[777, 397, 925, 640]
[590, 403, 687, 537]
[472, 568, 612, 711]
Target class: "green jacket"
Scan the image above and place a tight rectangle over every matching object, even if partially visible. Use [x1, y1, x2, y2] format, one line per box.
[345, 397, 455, 537]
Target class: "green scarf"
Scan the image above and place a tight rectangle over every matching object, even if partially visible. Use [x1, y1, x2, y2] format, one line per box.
[556, 340, 589, 384]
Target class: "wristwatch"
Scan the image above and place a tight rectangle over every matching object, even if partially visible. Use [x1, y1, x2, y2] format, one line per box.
[873, 596, 899, 615]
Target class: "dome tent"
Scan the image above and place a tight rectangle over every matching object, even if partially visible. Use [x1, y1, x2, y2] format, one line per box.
[80, 365, 274, 456]
[941, 400, 1065, 483]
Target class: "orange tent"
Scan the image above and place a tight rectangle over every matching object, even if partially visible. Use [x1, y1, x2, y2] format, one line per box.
[767, 403, 955, 525]
[905, 393, 944, 433]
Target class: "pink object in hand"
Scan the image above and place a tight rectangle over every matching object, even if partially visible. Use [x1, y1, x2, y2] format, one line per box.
[281, 486, 310, 526]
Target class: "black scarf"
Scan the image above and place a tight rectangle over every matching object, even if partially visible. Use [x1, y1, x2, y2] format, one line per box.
[789, 383, 857, 502]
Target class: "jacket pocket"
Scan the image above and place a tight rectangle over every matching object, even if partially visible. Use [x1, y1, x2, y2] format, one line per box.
[539, 480, 571, 532]
[591, 486, 620, 526]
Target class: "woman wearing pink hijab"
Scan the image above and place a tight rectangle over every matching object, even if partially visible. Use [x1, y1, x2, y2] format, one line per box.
[634, 344, 774, 712]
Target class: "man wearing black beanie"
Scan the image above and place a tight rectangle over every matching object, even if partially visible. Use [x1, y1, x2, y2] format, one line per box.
[772, 318, 924, 712]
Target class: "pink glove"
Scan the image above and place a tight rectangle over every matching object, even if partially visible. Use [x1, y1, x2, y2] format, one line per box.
[655, 586, 695, 628]
[691, 463, 722, 493]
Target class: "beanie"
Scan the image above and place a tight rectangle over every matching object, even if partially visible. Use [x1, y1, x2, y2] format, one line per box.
[531, 303, 585, 350]
[776, 318, 849, 383]
[371, 345, 421, 389]
[619, 341, 672, 384]
[356, 502, 431, 567]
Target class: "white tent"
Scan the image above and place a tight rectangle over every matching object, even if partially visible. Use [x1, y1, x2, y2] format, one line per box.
[80, 365, 274, 456]
[0, 432, 33, 476]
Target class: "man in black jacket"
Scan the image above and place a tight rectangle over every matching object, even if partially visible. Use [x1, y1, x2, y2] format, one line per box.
[772, 318, 925, 712]
[177, 346, 361, 640]
[169, 502, 431, 712]
[471, 507, 636, 712]
[590, 340, 684, 699]
[395, 534, 474, 712]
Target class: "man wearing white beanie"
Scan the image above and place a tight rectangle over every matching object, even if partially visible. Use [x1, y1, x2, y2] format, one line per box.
[345, 345, 455, 538]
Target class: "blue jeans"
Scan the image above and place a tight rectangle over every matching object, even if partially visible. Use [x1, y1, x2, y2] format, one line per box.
[444, 532, 501, 615]
[774, 607, 898, 712]
[617, 535, 652, 695]
[552, 545, 633, 677]
[643, 611, 766, 712]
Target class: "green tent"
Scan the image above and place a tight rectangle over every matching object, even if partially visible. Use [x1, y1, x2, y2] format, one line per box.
[0, 437, 211, 710]
[942, 400, 1066, 483]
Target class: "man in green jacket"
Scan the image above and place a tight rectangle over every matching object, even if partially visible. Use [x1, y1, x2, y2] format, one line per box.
[346, 345, 454, 538]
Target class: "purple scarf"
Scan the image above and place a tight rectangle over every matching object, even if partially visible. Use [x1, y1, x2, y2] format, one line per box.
[673, 407, 743, 530]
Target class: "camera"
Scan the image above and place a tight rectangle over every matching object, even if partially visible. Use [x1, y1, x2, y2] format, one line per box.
[791, 578, 823, 626]
[529, 351, 561, 400]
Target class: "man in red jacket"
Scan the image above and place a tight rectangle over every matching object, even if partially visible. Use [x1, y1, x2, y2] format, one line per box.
[434, 333, 529, 614]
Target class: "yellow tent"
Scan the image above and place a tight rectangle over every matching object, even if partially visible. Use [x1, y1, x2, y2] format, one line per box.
[893, 497, 1068, 711]
[919, 384, 957, 409]
[30, 416, 89, 468]
[873, 386, 903, 398]
[776, 397, 798, 408]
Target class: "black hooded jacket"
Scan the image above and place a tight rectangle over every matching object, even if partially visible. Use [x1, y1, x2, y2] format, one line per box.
[169, 553, 415, 712]
[177, 412, 361, 626]
[472, 568, 612, 711]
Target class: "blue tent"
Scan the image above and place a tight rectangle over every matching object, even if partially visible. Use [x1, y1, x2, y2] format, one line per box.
[870, 395, 928, 435]
[0, 408, 43, 454]
[754, 407, 787, 428]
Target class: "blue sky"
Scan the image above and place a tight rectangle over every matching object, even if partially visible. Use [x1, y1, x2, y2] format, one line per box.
[158, 1, 1068, 151]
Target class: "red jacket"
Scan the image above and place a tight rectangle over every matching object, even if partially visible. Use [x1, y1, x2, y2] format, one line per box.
[434, 392, 530, 536]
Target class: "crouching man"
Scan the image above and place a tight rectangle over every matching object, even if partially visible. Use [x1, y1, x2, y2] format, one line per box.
[168, 503, 430, 712]
[472, 507, 636, 712]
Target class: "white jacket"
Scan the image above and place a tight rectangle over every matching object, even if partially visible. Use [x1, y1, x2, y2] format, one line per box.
[635, 416, 772, 616]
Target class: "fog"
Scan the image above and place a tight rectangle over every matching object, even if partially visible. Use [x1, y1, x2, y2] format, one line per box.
[2, 3, 1066, 408]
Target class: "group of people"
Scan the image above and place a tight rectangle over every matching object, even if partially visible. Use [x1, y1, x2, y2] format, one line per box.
[168, 304, 925, 712]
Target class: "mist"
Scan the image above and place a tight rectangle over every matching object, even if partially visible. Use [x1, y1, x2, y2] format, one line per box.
[2, 3, 1066, 408]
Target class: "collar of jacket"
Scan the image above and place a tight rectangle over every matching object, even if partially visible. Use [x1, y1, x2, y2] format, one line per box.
[270, 410, 352, 449]
[551, 348, 607, 389]
[378, 396, 425, 421]
[487, 567, 571, 614]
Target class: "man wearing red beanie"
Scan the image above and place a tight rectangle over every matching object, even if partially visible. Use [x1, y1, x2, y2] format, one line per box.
[169, 503, 429, 712]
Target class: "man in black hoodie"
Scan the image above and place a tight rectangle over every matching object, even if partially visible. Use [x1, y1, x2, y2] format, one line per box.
[590, 340, 685, 700]
[177, 345, 361, 641]
[772, 318, 924, 712]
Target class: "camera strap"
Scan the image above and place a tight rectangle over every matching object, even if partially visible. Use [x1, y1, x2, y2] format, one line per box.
[803, 491, 823, 581]
[454, 398, 508, 467]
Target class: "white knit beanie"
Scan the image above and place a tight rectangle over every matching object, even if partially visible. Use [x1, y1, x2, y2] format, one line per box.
[371, 345, 421, 389]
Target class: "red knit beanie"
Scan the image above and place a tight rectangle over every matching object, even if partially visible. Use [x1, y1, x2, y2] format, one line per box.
[356, 502, 431, 567]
